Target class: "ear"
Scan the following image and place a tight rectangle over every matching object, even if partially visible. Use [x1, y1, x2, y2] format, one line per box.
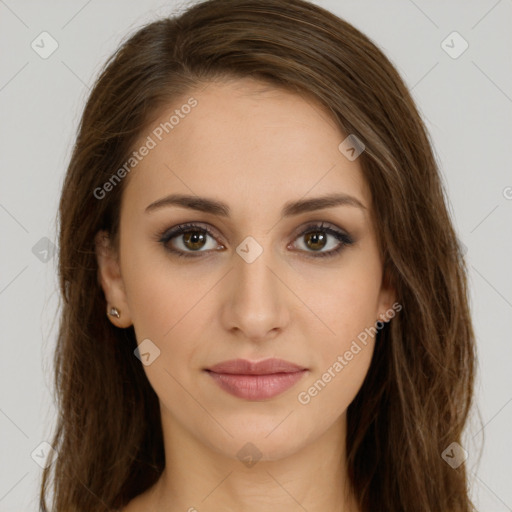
[376, 266, 399, 324]
[94, 230, 133, 328]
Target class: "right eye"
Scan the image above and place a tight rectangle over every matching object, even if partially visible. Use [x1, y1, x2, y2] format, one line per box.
[158, 223, 225, 258]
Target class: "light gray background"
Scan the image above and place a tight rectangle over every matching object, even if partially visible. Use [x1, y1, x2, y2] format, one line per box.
[1, 0, 511, 510]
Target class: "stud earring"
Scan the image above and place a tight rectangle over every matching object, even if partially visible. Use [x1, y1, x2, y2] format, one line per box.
[109, 307, 121, 319]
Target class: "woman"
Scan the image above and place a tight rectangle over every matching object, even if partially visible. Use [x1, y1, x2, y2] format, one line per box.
[40, 0, 478, 510]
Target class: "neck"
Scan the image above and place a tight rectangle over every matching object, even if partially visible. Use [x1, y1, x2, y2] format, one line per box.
[145, 407, 359, 512]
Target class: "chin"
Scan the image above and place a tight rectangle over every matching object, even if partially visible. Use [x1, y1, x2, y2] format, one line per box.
[202, 420, 313, 464]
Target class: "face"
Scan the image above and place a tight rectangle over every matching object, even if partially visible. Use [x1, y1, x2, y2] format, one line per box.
[96, 77, 396, 463]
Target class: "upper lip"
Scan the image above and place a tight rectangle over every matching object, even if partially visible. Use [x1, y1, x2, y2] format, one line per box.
[206, 358, 307, 375]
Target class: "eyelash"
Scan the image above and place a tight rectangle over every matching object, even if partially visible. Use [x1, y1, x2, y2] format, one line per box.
[157, 221, 354, 259]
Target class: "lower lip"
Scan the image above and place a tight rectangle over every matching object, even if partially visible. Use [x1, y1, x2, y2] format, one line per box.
[206, 370, 308, 400]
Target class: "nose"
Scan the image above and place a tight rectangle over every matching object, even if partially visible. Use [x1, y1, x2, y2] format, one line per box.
[220, 241, 291, 342]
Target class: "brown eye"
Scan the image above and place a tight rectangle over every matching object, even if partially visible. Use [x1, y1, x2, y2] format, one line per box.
[182, 230, 208, 251]
[159, 223, 223, 257]
[292, 223, 354, 259]
[158, 221, 353, 260]
[303, 231, 328, 251]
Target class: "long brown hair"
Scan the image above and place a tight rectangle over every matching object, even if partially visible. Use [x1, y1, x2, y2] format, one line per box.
[41, 0, 480, 510]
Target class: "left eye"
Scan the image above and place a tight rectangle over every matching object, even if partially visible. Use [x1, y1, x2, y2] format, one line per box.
[288, 222, 354, 258]
[158, 222, 353, 259]
[291, 224, 353, 257]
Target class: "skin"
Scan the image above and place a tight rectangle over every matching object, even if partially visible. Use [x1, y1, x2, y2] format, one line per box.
[96, 77, 396, 512]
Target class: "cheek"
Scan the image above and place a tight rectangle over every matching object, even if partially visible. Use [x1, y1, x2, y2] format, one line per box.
[295, 260, 381, 405]
[302, 263, 382, 342]
[121, 244, 215, 372]
[123, 269, 175, 341]
[297, 278, 379, 413]
[296, 340, 374, 423]
[121, 257, 210, 406]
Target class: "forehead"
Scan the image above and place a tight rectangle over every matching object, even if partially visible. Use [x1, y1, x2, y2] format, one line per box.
[121, 78, 370, 218]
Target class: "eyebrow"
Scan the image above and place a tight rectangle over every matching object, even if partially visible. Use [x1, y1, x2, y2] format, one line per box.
[145, 192, 366, 216]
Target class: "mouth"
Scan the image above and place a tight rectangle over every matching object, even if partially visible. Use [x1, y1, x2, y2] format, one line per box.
[204, 358, 308, 400]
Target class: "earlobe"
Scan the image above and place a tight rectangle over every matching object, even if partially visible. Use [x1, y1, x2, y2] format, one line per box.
[94, 230, 133, 328]
[377, 267, 398, 324]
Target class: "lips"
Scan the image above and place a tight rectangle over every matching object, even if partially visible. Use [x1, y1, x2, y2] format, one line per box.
[207, 358, 306, 375]
[204, 358, 308, 400]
